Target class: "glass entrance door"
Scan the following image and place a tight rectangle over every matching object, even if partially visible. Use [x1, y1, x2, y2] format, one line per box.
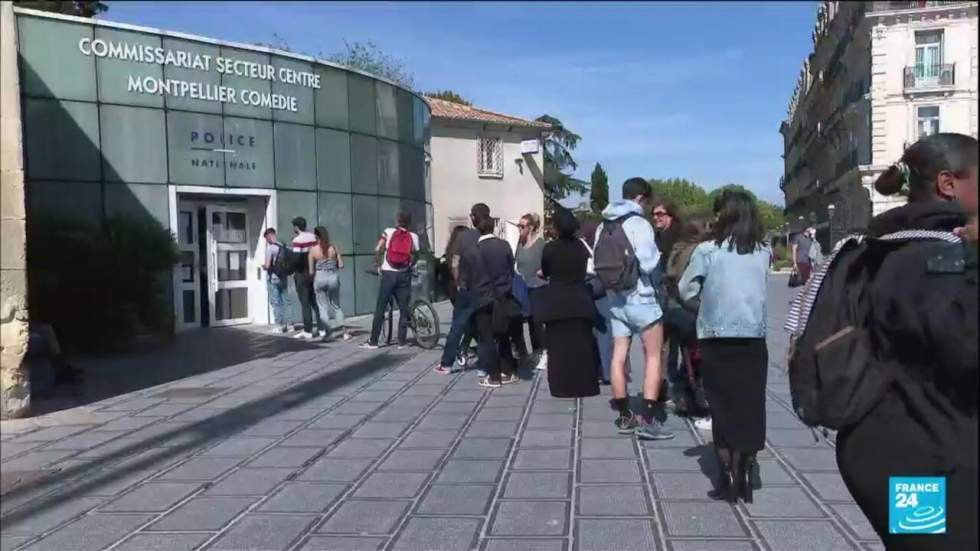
[206, 205, 251, 326]
[176, 202, 201, 330]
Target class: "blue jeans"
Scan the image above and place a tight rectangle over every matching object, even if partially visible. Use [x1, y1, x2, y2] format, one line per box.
[267, 275, 290, 328]
[440, 289, 478, 368]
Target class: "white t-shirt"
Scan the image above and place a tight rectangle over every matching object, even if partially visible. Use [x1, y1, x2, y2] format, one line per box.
[381, 227, 420, 272]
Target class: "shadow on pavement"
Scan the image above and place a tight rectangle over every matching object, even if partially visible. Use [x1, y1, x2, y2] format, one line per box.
[30, 327, 323, 416]
[1, 350, 404, 530]
[685, 444, 724, 498]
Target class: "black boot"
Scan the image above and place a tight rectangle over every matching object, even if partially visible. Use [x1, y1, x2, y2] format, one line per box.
[708, 446, 735, 502]
[732, 451, 752, 504]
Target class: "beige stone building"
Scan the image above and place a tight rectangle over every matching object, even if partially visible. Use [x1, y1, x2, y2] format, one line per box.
[427, 97, 550, 254]
[780, 0, 978, 246]
[1, 0, 29, 418]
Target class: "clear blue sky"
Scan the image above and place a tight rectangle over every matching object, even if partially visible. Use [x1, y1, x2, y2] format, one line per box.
[103, 1, 817, 204]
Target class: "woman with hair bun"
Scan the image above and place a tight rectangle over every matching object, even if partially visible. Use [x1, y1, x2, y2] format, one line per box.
[834, 133, 977, 549]
[535, 206, 600, 398]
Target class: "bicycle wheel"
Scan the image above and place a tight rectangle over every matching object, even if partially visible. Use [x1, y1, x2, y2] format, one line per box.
[410, 300, 441, 349]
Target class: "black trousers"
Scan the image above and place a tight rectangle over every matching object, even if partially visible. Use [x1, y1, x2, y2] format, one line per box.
[369, 271, 411, 345]
[528, 287, 547, 352]
[837, 396, 978, 550]
[474, 305, 515, 381]
[699, 338, 768, 453]
[293, 272, 320, 333]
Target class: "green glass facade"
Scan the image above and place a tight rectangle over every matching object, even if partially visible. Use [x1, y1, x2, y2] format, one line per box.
[16, 11, 432, 321]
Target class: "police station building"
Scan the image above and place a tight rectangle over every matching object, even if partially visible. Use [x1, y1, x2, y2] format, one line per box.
[12, 7, 432, 329]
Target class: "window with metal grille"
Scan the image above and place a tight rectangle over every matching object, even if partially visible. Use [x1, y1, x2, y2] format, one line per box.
[477, 136, 503, 178]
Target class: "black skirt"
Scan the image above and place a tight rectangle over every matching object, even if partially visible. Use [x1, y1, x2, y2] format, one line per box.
[699, 338, 768, 452]
[545, 319, 600, 398]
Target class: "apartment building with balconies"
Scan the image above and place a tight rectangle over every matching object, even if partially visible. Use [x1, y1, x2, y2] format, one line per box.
[780, 1, 977, 248]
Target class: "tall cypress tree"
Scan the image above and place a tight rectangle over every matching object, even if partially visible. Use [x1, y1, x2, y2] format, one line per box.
[590, 163, 609, 213]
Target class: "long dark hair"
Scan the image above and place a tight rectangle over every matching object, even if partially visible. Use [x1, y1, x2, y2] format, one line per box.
[875, 133, 978, 202]
[709, 189, 765, 254]
[314, 226, 331, 255]
[446, 225, 467, 255]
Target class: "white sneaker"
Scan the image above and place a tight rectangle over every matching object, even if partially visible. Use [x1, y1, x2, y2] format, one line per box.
[293, 331, 313, 340]
[694, 417, 713, 431]
[535, 352, 548, 371]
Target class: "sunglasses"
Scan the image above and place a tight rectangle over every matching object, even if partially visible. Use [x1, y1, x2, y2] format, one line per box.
[652, 211, 670, 217]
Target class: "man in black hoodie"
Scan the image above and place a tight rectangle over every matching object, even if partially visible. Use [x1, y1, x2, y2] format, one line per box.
[470, 211, 519, 388]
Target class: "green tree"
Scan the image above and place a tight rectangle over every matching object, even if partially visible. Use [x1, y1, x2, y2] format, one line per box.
[708, 184, 786, 232]
[648, 178, 711, 217]
[536, 115, 586, 203]
[253, 32, 292, 52]
[13, 0, 106, 16]
[708, 183, 756, 203]
[326, 40, 415, 89]
[757, 201, 787, 233]
[589, 163, 609, 213]
[425, 90, 471, 105]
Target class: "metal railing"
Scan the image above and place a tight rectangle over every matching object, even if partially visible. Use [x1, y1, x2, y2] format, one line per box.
[873, 1, 972, 11]
[904, 64, 955, 89]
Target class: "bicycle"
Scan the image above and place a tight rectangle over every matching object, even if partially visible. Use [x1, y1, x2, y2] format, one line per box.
[366, 268, 441, 349]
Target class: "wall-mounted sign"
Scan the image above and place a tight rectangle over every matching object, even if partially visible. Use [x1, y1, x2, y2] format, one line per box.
[78, 38, 320, 112]
[520, 139, 540, 154]
[189, 131, 258, 171]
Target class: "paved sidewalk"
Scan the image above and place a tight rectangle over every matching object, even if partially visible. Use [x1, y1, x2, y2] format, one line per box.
[1, 280, 883, 551]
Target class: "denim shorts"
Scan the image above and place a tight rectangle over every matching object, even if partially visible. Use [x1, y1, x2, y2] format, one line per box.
[608, 301, 663, 338]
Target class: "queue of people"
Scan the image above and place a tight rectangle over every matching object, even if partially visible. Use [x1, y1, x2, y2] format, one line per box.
[256, 135, 977, 529]
[430, 177, 775, 504]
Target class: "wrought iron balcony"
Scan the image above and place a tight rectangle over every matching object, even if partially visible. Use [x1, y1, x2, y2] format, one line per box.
[904, 64, 955, 90]
[873, 1, 972, 12]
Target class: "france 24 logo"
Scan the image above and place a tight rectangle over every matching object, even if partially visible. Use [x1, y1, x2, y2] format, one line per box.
[889, 477, 946, 534]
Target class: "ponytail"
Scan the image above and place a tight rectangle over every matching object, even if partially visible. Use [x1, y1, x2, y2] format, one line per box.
[874, 133, 978, 201]
[874, 162, 909, 196]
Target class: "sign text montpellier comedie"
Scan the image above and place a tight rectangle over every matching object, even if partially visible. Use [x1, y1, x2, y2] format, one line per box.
[78, 38, 321, 112]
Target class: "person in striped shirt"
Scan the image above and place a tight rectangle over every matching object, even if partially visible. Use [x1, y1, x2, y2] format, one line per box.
[291, 216, 321, 340]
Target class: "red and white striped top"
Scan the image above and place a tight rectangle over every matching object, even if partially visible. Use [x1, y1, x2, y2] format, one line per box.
[291, 231, 317, 253]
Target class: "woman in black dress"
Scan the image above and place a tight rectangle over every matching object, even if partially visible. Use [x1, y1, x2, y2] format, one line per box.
[536, 208, 600, 398]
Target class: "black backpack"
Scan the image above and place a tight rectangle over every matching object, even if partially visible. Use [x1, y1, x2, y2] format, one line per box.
[271, 244, 301, 278]
[593, 213, 641, 293]
[785, 230, 961, 431]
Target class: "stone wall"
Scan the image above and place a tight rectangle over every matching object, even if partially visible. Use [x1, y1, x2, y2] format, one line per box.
[1, 0, 30, 418]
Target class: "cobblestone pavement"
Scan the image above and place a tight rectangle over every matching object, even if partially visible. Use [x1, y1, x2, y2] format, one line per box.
[1, 277, 883, 551]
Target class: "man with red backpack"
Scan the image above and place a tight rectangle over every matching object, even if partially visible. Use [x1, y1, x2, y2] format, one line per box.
[363, 210, 420, 349]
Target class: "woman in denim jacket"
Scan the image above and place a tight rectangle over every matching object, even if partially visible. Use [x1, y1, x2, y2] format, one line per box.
[679, 189, 771, 504]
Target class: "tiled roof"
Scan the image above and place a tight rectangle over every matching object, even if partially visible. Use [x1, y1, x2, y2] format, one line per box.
[425, 97, 551, 129]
